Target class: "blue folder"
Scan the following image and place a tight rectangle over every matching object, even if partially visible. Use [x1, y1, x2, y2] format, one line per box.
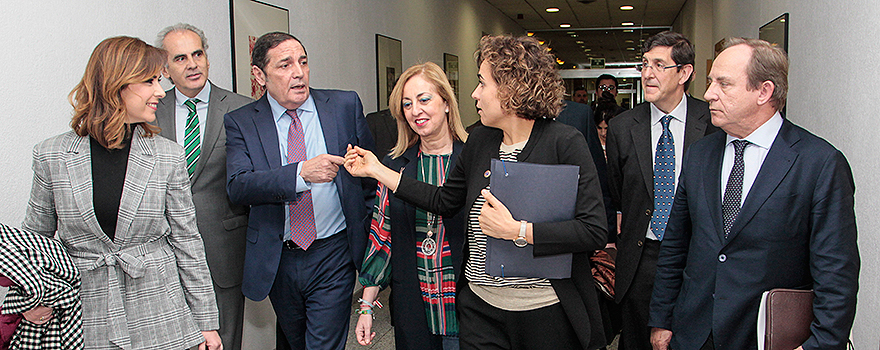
[485, 159, 578, 279]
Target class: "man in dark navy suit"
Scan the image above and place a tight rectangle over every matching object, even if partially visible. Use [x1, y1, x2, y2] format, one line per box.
[224, 32, 375, 350]
[649, 38, 858, 350]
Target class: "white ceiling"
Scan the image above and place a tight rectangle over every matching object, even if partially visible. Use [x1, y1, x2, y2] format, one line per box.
[482, 0, 688, 67]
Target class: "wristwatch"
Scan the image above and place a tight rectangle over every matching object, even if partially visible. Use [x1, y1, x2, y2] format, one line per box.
[514, 220, 528, 248]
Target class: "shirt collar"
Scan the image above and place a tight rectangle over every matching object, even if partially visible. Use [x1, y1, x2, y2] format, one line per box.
[650, 92, 688, 125]
[269, 92, 316, 122]
[725, 111, 783, 150]
[174, 82, 211, 106]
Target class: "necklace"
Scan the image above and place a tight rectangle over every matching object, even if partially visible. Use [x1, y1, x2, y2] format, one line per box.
[418, 152, 447, 256]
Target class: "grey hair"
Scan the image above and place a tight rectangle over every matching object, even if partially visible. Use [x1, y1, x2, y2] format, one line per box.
[156, 23, 209, 51]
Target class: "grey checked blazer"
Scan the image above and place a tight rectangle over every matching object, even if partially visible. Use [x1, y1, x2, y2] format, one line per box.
[22, 126, 219, 350]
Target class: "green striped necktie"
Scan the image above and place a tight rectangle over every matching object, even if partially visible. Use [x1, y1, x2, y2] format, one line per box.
[183, 98, 202, 177]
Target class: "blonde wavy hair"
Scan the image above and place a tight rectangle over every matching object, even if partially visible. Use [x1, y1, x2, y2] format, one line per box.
[69, 36, 165, 149]
[388, 62, 467, 158]
[475, 35, 564, 120]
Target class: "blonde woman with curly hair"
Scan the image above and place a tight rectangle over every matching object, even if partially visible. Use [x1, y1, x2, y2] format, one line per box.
[346, 35, 607, 350]
[22, 36, 221, 350]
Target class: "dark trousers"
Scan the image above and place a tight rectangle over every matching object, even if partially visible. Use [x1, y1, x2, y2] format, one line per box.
[457, 283, 580, 350]
[213, 281, 245, 350]
[619, 239, 660, 350]
[269, 232, 355, 350]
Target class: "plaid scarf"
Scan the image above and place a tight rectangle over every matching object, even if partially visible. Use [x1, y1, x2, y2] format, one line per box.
[0, 223, 83, 349]
[359, 153, 458, 336]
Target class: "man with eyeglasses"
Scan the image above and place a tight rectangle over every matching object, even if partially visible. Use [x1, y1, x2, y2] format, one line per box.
[605, 31, 718, 350]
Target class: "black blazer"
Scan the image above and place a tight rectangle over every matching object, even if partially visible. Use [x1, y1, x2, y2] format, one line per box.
[395, 118, 608, 349]
[649, 119, 859, 350]
[380, 142, 465, 349]
[605, 96, 717, 304]
[556, 101, 616, 241]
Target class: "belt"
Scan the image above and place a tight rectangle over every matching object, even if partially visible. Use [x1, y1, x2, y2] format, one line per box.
[69, 238, 170, 349]
[282, 229, 346, 250]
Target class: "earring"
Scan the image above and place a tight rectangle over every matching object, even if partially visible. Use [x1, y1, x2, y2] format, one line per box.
[445, 108, 449, 113]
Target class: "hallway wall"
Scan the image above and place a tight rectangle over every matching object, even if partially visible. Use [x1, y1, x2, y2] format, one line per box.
[0, 2, 521, 348]
[0, 0, 521, 225]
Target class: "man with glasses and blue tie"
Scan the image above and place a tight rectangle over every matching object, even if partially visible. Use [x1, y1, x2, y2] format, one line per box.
[605, 31, 718, 350]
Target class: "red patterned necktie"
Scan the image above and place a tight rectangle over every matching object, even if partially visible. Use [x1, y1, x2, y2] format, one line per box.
[286, 109, 317, 250]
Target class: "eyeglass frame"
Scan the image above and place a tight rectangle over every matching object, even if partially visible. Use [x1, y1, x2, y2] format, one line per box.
[598, 84, 617, 92]
[635, 61, 685, 73]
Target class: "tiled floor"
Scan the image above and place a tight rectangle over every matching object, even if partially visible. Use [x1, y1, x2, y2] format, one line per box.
[344, 287, 620, 350]
[345, 287, 394, 349]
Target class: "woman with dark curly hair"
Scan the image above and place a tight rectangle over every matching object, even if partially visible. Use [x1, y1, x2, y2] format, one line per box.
[345, 35, 607, 350]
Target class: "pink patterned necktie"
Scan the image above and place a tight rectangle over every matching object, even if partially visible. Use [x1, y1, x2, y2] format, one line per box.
[286, 109, 317, 250]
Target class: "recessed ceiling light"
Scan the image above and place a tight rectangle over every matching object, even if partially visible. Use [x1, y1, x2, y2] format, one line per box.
[566, 31, 576, 35]
[624, 29, 633, 33]
[625, 39, 634, 43]
[584, 48, 591, 52]
[627, 47, 637, 51]
[576, 40, 584, 44]
[622, 22, 634, 26]
[527, 32, 534, 36]
[560, 23, 571, 28]
[570, 34, 578, 38]
[620, 5, 634, 10]
[538, 40, 545, 45]
[546, 7, 560, 12]
[780, 19, 786, 23]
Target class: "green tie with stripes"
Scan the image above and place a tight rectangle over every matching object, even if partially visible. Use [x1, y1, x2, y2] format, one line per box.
[183, 98, 202, 177]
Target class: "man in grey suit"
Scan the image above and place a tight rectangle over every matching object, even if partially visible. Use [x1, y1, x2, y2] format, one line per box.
[606, 31, 718, 350]
[155, 23, 252, 350]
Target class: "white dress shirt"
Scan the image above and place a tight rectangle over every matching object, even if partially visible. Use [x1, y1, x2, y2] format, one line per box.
[646, 93, 688, 240]
[721, 112, 783, 207]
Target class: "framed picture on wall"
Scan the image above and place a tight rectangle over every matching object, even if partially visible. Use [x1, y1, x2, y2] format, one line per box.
[230, 0, 289, 99]
[443, 53, 459, 102]
[760, 13, 789, 53]
[376, 34, 402, 110]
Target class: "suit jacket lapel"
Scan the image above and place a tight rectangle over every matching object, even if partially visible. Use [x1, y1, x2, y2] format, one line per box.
[632, 110, 654, 198]
[703, 134, 726, 245]
[193, 82, 226, 181]
[401, 147, 419, 234]
[64, 133, 114, 246]
[251, 94, 283, 169]
[683, 96, 710, 150]
[156, 90, 176, 140]
[115, 128, 156, 245]
[724, 120, 798, 243]
[312, 89, 342, 156]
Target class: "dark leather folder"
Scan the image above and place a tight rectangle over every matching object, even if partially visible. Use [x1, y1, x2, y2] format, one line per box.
[485, 159, 578, 279]
[762, 288, 814, 350]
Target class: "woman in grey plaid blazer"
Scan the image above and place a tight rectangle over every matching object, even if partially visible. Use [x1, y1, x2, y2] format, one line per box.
[21, 36, 221, 350]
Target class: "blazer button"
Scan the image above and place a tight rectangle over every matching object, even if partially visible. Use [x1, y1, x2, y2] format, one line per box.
[637, 240, 643, 247]
[718, 254, 727, 262]
[645, 209, 652, 216]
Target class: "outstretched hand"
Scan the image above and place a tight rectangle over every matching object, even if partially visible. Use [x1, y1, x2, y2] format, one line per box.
[344, 145, 380, 178]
